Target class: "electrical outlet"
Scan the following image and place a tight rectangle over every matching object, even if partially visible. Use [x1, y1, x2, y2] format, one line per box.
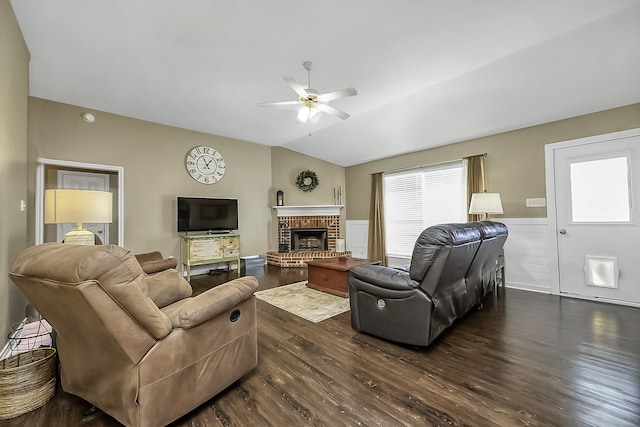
[20, 200, 27, 212]
[526, 198, 546, 207]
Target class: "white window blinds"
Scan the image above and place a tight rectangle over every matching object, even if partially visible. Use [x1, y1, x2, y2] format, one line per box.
[384, 161, 467, 258]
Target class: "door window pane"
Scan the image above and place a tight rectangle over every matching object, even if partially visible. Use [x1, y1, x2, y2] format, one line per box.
[570, 156, 630, 222]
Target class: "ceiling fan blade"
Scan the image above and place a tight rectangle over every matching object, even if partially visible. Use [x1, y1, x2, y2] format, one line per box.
[317, 87, 358, 103]
[283, 76, 309, 98]
[316, 103, 350, 120]
[258, 100, 303, 108]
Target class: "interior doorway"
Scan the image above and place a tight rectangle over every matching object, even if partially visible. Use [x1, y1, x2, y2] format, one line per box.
[35, 158, 125, 246]
[545, 128, 640, 307]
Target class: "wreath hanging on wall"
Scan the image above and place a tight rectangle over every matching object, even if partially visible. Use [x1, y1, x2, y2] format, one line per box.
[295, 169, 319, 192]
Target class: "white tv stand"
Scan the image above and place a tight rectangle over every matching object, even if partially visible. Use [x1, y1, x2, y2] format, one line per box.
[180, 233, 240, 281]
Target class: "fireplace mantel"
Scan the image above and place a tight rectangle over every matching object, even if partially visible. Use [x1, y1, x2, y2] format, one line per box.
[273, 205, 343, 217]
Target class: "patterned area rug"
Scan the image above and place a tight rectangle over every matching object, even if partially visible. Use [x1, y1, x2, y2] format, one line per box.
[254, 281, 350, 323]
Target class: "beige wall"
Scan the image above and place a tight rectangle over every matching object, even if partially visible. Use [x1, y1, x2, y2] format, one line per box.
[26, 101, 345, 262]
[269, 147, 346, 248]
[28, 98, 273, 259]
[0, 0, 29, 348]
[345, 103, 640, 220]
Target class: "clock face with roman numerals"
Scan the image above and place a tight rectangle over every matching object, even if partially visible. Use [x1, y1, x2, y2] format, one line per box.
[185, 146, 226, 184]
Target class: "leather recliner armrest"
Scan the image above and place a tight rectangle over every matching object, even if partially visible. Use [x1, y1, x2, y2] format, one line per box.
[350, 265, 419, 291]
[161, 276, 259, 329]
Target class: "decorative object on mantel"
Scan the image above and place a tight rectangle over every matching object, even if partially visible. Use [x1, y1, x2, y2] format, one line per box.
[276, 189, 284, 206]
[295, 169, 319, 192]
[333, 185, 342, 205]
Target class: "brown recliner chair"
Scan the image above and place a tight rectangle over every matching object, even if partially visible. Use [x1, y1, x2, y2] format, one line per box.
[10, 243, 258, 427]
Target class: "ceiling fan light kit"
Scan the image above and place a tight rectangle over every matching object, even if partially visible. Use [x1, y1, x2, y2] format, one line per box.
[259, 61, 357, 123]
[297, 105, 318, 122]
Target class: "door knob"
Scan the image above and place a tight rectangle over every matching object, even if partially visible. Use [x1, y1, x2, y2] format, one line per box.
[559, 229, 567, 235]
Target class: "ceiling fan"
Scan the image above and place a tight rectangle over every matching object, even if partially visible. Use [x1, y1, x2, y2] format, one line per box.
[258, 61, 357, 122]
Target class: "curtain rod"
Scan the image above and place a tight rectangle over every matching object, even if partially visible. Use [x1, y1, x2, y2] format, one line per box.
[371, 152, 486, 175]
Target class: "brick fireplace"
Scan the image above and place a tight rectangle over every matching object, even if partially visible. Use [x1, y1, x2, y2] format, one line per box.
[267, 205, 350, 267]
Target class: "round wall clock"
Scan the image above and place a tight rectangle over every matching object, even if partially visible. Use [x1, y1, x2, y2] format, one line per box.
[185, 146, 226, 184]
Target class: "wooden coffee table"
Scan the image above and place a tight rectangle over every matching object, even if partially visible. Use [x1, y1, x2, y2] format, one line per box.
[306, 257, 381, 298]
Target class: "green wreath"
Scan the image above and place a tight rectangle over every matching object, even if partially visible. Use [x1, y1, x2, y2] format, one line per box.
[295, 169, 319, 192]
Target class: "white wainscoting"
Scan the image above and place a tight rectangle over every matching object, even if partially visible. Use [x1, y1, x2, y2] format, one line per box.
[346, 218, 552, 294]
[499, 218, 552, 293]
[345, 220, 368, 259]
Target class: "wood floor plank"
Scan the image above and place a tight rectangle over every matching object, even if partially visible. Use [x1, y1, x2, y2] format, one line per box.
[2, 265, 639, 427]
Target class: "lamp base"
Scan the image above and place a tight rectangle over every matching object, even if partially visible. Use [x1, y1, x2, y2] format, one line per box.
[63, 228, 95, 245]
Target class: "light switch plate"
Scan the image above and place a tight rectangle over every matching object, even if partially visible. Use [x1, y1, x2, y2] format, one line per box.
[526, 198, 546, 207]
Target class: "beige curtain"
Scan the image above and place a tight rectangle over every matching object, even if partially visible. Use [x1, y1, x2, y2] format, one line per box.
[465, 154, 486, 221]
[367, 172, 386, 265]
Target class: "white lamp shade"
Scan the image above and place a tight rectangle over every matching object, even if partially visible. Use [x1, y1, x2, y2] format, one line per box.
[469, 192, 504, 215]
[45, 189, 113, 224]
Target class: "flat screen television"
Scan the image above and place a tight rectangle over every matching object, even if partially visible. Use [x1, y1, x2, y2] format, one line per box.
[177, 197, 238, 233]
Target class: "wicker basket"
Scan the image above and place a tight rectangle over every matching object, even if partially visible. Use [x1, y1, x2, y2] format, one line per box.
[0, 348, 57, 420]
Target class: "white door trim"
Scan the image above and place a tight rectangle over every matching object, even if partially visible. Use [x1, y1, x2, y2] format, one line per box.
[35, 158, 125, 246]
[545, 127, 640, 302]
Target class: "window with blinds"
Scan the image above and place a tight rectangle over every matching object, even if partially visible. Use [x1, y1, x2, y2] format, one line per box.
[384, 161, 467, 259]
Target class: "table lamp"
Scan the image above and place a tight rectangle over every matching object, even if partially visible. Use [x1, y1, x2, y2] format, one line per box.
[469, 192, 503, 220]
[45, 189, 113, 245]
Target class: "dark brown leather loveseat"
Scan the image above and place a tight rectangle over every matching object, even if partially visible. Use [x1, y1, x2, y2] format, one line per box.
[348, 221, 507, 346]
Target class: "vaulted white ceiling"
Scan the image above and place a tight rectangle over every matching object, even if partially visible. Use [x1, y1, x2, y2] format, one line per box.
[11, 0, 640, 166]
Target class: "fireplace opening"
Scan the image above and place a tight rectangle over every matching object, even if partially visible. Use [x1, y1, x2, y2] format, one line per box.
[290, 228, 328, 251]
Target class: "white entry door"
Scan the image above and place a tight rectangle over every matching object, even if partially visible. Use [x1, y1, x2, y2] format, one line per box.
[552, 132, 640, 305]
[57, 170, 110, 244]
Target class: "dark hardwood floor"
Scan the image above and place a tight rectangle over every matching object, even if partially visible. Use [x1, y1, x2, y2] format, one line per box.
[3, 265, 640, 426]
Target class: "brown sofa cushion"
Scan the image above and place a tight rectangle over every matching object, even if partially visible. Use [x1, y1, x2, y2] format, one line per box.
[147, 269, 193, 308]
[135, 251, 178, 274]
